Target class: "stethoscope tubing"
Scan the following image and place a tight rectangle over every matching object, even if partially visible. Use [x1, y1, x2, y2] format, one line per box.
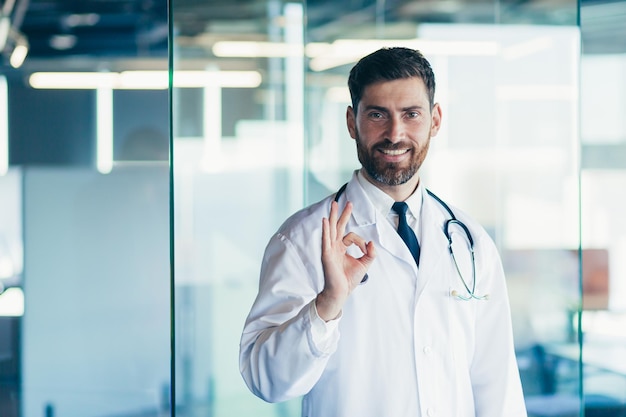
[334, 183, 487, 300]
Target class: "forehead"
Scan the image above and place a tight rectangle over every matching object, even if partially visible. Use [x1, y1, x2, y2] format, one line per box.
[360, 77, 429, 107]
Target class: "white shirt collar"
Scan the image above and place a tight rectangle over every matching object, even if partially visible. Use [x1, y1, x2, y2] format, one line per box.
[356, 169, 423, 222]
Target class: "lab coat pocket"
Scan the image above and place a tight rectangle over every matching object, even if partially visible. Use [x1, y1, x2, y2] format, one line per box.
[447, 283, 479, 368]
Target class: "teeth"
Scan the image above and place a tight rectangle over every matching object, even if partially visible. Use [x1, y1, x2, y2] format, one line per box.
[381, 149, 408, 156]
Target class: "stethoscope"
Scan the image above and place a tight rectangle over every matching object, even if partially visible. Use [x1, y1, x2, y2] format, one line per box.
[334, 183, 488, 301]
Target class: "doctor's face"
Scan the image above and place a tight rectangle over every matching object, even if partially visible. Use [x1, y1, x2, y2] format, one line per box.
[347, 77, 442, 189]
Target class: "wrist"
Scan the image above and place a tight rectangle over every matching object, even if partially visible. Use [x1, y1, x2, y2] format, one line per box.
[315, 290, 344, 322]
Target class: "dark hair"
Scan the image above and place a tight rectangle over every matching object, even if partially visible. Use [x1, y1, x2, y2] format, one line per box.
[347, 47, 436, 112]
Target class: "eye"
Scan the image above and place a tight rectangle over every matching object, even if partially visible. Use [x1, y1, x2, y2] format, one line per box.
[368, 111, 384, 119]
[407, 111, 420, 118]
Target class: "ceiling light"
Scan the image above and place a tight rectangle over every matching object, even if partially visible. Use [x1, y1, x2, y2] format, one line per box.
[64, 13, 100, 28]
[29, 72, 117, 89]
[49, 34, 77, 50]
[8, 31, 28, 68]
[173, 71, 262, 88]
[308, 39, 499, 71]
[29, 70, 262, 90]
[210, 39, 499, 71]
[213, 41, 303, 58]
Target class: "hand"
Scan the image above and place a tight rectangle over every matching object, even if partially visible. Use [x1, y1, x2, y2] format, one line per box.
[316, 200, 376, 321]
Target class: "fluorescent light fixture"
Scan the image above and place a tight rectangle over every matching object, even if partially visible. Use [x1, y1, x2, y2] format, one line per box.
[49, 34, 77, 50]
[118, 70, 168, 89]
[9, 33, 28, 68]
[30, 72, 117, 89]
[29, 70, 262, 89]
[308, 39, 499, 71]
[0, 287, 24, 317]
[0, 76, 7, 176]
[213, 41, 304, 58]
[64, 13, 100, 28]
[213, 39, 498, 71]
[304, 42, 332, 57]
[172, 70, 262, 88]
[96, 87, 113, 174]
[9, 42, 27, 68]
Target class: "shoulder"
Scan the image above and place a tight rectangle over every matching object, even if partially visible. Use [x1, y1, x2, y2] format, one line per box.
[261, 195, 333, 279]
[275, 194, 334, 241]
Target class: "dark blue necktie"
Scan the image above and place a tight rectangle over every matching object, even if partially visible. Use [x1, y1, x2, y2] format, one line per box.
[392, 202, 420, 266]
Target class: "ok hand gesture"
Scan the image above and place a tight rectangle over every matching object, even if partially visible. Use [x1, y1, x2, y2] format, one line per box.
[316, 200, 376, 321]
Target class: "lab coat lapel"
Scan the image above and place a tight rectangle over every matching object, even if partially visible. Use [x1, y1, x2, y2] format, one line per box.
[343, 174, 420, 271]
[341, 174, 453, 288]
[378, 219, 419, 271]
[414, 187, 451, 298]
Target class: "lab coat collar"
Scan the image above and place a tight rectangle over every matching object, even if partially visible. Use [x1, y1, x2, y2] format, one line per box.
[342, 171, 377, 227]
[355, 169, 423, 233]
[342, 171, 450, 283]
[344, 173, 417, 272]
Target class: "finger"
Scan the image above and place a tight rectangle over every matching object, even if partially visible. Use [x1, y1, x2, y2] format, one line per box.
[362, 241, 377, 265]
[328, 201, 338, 241]
[322, 216, 330, 252]
[353, 241, 376, 286]
[342, 231, 367, 253]
[336, 201, 353, 238]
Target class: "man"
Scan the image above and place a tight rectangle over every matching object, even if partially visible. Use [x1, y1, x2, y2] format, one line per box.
[240, 47, 527, 417]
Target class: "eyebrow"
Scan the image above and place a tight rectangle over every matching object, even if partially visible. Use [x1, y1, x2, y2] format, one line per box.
[362, 104, 426, 113]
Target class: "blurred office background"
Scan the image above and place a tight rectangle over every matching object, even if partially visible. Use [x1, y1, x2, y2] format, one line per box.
[0, 0, 625, 416]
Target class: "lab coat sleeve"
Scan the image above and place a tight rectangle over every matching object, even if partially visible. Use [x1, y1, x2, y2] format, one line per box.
[471, 233, 528, 417]
[239, 231, 339, 403]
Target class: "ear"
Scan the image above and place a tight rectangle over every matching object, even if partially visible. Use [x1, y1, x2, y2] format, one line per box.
[430, 103, 442, 137]
[346, 106, 357, 139]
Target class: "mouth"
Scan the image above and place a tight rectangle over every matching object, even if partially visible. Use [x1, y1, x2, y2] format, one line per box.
[379, 148, 410, 156]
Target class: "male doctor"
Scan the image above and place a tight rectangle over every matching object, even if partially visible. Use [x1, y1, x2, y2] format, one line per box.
[240, 47, 527, 417]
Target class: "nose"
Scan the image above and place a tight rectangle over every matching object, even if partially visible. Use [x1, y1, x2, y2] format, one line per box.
[386, 115, 406, 143]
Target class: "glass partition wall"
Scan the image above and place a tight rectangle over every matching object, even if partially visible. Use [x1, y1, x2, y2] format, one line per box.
[0, 1, 171, 416]
[4, 0, 626, 416]
[579, 0, 626, 414]
[170, 1, 591, 416]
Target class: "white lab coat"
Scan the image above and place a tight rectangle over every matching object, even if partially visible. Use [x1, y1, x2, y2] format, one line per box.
[240, 172, 527, 417]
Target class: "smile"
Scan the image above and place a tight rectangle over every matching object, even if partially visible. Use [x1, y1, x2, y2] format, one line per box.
[379, 148, 410, 156]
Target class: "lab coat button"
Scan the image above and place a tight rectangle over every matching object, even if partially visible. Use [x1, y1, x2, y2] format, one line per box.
[427, 407, 436, 416]
[423, 346, 431, 354]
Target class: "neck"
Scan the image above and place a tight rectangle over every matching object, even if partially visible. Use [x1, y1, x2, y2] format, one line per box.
[361, 169, 420, 202]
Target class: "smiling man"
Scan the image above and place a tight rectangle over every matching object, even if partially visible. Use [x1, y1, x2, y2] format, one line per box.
[239, 47, 527, 417]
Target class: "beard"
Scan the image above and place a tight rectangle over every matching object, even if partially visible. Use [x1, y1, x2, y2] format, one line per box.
[355, 132, 430, 187]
